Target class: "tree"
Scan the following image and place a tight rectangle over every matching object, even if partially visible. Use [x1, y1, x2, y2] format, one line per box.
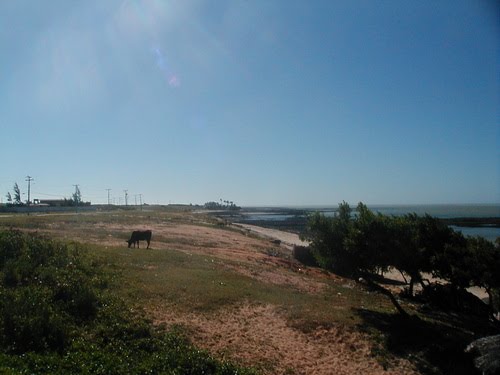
[344, 203, 393, 275]
[301, 201, 354, 275]
[72, 186, 82, 206]
[302, 202, 500, 317]
[13, 183, 21, 205]
[390, 214, 435, 296]
[5, 192, 12, 205]
[432, 239, 473, 290]
[302, 202, 396, 277]
[467, 236, 500, 310]
[302, 203, 453, 316]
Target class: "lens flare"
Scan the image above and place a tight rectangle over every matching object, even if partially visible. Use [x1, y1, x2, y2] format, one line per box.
[152, 46, 180, 88]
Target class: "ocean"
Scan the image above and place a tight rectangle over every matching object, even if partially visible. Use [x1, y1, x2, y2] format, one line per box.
[236, 204, 500, 242]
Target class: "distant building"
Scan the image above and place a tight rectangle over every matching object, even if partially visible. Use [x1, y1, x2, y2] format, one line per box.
[37, 199, 67, 207]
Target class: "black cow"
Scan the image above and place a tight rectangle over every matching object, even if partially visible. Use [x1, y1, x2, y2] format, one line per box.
[126, 230, 152, 249]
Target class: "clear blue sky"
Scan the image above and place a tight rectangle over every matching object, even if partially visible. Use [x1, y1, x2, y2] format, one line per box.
[1, 0, 498, 206]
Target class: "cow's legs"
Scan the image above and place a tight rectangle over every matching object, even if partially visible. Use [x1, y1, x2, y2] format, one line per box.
[146, 240, 150, 249]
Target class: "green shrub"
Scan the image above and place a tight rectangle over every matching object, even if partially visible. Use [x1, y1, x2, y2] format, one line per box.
[0, 286, 69, 353]
[0, 230, 256, 374]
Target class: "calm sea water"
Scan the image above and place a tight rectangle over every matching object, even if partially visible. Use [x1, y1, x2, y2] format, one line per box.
[240, 204, 500, 242]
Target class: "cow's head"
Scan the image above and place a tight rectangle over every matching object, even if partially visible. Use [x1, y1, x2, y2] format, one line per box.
[126, 240, 132, 248]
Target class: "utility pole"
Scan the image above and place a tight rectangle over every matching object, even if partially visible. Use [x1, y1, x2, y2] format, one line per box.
[106, 189, 111, 205]
[25, 176, 34, 206]
[124, 190, 128, 206]
[134, 194, 138, 206]
[73, 184, 80, 213]
[139, 194, 143, 210]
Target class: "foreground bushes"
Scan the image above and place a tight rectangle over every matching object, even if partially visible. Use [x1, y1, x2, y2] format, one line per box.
[0, 230, 255, 374]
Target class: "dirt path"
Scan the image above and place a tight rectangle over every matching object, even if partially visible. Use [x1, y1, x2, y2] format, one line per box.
[232, 223, 310, 248]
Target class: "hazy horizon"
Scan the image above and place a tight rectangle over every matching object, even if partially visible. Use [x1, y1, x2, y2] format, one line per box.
[1, 1, 498, 207]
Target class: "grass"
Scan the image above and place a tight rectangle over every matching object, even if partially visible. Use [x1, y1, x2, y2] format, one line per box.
[93, 243, 393, 328]
[0, 229, 257, 374]
[1, 209, 396, 328]
[1, 208, 497, 374]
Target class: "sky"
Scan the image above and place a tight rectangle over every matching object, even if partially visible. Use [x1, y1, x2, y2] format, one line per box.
[1, 0, 499, 206]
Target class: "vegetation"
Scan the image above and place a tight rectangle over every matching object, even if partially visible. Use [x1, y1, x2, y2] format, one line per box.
[204, 200, 240, 211]
[13, 183, 22, 205]
[301, 203, 500, 374]
[302, 202, 500, 316]
[0, 229, 255, 374]
[3, 183, 90, 208]
[4, 183, 23, 206]
[1, 208, 499, 374]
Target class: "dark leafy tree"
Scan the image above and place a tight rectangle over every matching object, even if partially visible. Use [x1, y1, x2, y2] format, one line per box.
[301, 201, 354, 275]
[467, 236, 500, 310]
[72, 186, 82, 206]
[5, 192, 12, 205]
[344, 203, 393, 275]
[404, 214, 457, 294]
[429, 227, 468, 286]
[13, 183, 21, 205]
[432, 239, 472, 290]
[303, 202, 499, 317]
[390, 215, 421, 296]
[389, 214, 453, 296]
